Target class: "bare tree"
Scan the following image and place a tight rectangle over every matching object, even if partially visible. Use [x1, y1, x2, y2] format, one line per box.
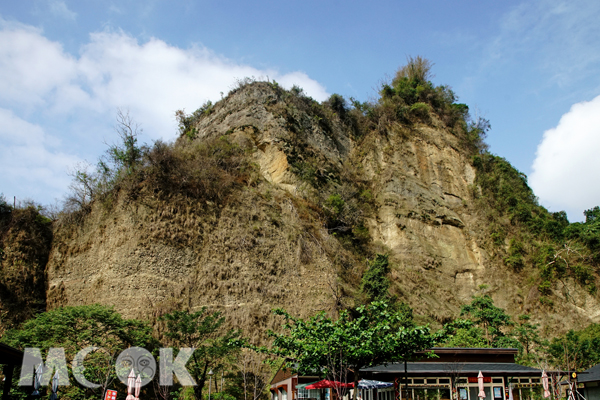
[153, 373, 172, 400]
[444, 362, 464, 400]
[325, 346, 351, 400]
[239, 349, 270, 400]
[103, 109, 144, 176]
[65, 161, 99, 211]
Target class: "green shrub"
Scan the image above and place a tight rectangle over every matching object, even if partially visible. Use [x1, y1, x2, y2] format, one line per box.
[323, 193, 345, 224]
[504, 238, 526, 270]
[538, 280, 552, 295]
[324, 93, 348, 119]
[360, 254, 392, 303]
[409, 102, 431, 120]
[490, 228, 506, 246]
[0, 193, 11, 216]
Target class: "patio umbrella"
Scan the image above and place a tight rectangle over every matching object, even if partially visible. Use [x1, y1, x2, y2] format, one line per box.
[542, 371, 550, 398]
[49, 371, 59, 400]
[134, 374, 141, 400]
[508, 382, 513, 400]
[32, 363, 43, 396]
[305, 380, 354, 389]
[126, 369, 136, 400]
[477, 371, 486, 399]
[358, 380, 394, 389]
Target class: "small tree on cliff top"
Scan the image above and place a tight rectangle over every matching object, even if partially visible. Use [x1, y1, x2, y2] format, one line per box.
[264, 301, 439, 400]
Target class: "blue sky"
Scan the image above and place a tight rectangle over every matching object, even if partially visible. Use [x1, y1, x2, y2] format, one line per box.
[1, 0, 599, 221]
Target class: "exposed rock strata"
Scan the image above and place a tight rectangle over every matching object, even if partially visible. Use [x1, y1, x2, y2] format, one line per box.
[41, 82, 600, 339]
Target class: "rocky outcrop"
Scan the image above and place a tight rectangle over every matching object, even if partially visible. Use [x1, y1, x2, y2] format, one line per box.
[40, 82, 600, 339]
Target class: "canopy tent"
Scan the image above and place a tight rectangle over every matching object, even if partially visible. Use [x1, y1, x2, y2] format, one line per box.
[305, 380, 354, 389]
[297, 381, 320, 390]
[358, 380, 394, 389]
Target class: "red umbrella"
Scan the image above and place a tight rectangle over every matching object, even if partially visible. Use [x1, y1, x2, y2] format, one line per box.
[542, 371, 550, 398]
[305, 380, 354, 389]
[477, 371, 486, 399]
[126, 369, 136, 400]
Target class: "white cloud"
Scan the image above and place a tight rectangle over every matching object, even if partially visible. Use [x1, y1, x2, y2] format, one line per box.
[75, 31, 329, 138]
[48, 1, 77, 20]
[0, 22, 329, 205]
[530, 95, 600, 222]
[0, 108, 80, 202]
[0, 23, 78, 107]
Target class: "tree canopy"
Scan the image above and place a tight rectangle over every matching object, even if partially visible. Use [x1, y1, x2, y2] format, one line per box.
[548, 323, 600, 371]
[2, 304, 155, 400]
[264, 301, 439, 400]
[160, 308, 241, 400]
[459, 294, 513, 347]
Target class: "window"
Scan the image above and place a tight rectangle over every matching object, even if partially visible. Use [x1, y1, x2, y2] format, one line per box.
[414, 379, 425, 384]
[492, 379, 503, 384]
[493, 387, 503, 399]
[414, 389, 427, 400]
[298, 388, 317, 399]
[439, 379, 450, 384]
[427, 380, 437, 384]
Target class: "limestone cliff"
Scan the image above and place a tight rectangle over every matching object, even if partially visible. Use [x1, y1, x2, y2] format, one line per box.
[4, 80, 599, 341]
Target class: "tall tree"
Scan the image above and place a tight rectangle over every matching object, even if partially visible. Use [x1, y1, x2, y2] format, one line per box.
[264, 301, 439, 400]
[160, 308, 241, 400]
[548, 324, 600, 371]
[460, 294, 513, 346]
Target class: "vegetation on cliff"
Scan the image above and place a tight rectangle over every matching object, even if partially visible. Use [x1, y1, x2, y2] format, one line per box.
[472, 153, 600, 299]
[0, 195, 53, 332]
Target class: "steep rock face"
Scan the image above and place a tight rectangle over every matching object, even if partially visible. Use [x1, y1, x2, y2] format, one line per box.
[357, 121, 600, 329]
[44, 83, 360, 341]
[192, 83, 352, 192]
[361, 124, 484, 310]
[42, 82, 600, 339]
[46, 185, 345, 343]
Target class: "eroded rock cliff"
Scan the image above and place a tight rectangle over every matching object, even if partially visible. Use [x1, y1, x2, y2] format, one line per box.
[10, 80, 599, 340]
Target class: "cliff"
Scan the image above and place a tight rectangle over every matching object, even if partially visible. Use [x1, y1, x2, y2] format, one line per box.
[3, 76, 599, 341]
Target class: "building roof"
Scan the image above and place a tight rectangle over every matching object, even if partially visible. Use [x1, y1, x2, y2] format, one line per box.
[0, 342, 24, 365]
[579, 364, 600, 383]
[424, 348, 519, 356]
[361, 362, 542, 375]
